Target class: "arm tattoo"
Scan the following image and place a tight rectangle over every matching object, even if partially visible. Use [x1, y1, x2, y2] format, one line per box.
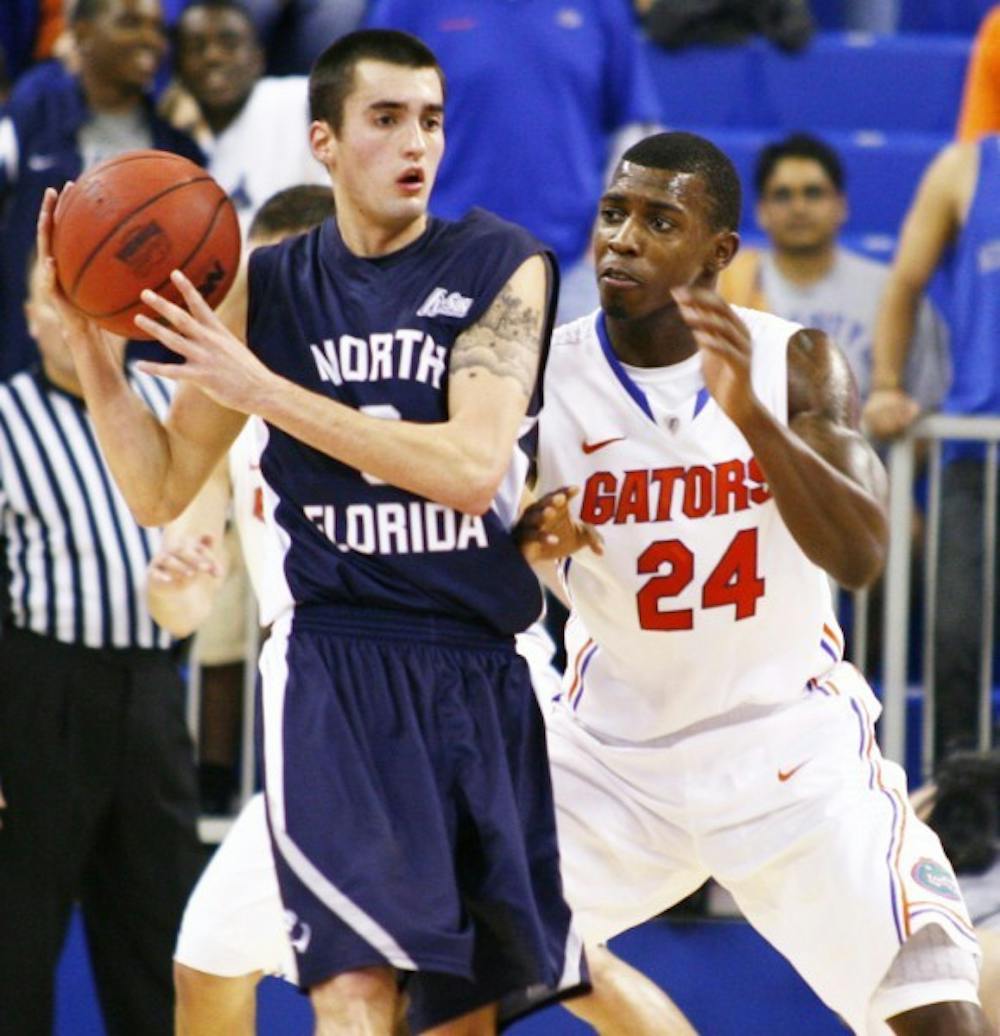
[449, 282, 543, 397]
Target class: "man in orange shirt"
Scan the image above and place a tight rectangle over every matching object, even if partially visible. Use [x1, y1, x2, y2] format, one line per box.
[956, 4, 1000, 141]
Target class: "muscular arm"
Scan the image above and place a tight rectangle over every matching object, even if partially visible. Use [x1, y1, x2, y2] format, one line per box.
[865, 143, 969, 437]
[138, 253, 551, 516]
[675, 290, 888, 589]
[755, 330, 889, 589]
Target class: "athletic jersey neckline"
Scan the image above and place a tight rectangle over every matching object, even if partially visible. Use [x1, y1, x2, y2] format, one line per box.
[320, 212, 440, 273]
[595, 312, 709, 427]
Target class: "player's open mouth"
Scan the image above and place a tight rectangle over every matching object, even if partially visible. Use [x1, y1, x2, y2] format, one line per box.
[600, 266, 641, 287]
[397, 169, 425, 193]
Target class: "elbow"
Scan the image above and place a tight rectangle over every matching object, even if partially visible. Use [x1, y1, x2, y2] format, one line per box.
[834, 538, 888, 592]
[450, 481, 497, 517]
[445, 458, 506, 517]
[131, 495, 187, 529]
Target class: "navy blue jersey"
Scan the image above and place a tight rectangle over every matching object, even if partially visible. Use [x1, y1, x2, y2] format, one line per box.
[247, 208, 555, 636]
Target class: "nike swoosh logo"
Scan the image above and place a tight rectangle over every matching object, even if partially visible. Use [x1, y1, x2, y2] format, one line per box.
[581, 436, 625, 455]
[777, 761, 809, 782]
[27, 154, 57, 171]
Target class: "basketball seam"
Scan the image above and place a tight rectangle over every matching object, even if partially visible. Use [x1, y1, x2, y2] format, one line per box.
[55, 151, 192, 228]
[91, 194, 235, 319]
[67, 175, 218, 299]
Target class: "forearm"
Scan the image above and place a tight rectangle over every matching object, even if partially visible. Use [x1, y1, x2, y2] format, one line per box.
[739, 404, 888, 589]
[72, 352, 180, 524]
[872, 276, 922, 389]
[257, 375, 512, 515]
[147, 572, 222, 638]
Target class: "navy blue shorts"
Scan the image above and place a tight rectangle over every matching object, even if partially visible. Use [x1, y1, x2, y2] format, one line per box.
[258, 605, 585, 1032]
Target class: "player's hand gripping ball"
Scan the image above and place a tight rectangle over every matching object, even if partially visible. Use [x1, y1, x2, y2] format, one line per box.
[51, 149, 240, 338]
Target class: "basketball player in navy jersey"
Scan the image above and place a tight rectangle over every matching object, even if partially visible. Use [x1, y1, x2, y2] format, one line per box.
[37, 29, 584, 1036]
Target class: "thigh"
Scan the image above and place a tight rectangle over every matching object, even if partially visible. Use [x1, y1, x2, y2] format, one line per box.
[546, 706, 707, 944]
[175, 793, 293, 980]
[721, 666, 979, 1035]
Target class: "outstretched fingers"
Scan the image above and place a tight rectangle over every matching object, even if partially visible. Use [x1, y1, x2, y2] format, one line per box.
[169, 268, 224, 326]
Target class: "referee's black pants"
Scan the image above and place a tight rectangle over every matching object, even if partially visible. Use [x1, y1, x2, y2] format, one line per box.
[0, 629, 206, 1035]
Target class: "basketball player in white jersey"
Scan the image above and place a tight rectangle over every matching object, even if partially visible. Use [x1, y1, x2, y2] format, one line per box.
[147, 186, 694, 1035]
[524, 131, 989, 1036]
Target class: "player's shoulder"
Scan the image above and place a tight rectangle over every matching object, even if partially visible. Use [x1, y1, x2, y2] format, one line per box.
[252, 219, 323, 270]
[552, 310, 599, 352]
[732, 303, 801, 347]
[437, 207, 546, 256]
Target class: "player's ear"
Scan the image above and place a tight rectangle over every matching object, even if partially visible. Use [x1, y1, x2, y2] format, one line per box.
[309, 120, 338, 170]
[707, 230, 740, 275]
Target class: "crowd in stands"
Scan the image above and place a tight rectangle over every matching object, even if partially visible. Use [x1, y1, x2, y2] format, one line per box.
[1, 1, 1000, 1031]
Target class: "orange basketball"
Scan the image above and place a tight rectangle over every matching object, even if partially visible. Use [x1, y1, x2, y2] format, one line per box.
[51, 149, 241, 339]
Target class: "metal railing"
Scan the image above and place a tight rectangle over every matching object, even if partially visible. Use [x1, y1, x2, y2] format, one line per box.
[881, 414, 1000, 771]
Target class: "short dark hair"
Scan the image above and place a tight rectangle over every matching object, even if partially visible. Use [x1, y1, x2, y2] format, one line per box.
[754, 133, 845, 196]
[308, 29, 444, 132]
[619, 131, 742, 232]
[71, 0, 110, 22]
[175, 0, 256, 35]
[248, 185, 335, 242]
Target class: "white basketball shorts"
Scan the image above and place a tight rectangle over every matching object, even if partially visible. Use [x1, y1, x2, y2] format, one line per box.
[546, 661, 981, 1033]
[174, 793, 294, 980]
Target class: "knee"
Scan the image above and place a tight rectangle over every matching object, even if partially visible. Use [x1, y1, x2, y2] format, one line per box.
[174, 961, 258, 1022]
[311, 966, 397, 1022]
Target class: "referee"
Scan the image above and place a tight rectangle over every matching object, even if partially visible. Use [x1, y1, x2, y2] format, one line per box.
[0, 257, 205, 1035]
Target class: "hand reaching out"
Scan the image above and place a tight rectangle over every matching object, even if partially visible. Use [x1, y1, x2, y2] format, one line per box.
[148, 535, 224, 589]
[515, 486, 604, 563]
[673, 286, 759, 428]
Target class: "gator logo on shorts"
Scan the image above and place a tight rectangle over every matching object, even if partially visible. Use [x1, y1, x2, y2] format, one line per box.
[910, 857, 961, 901]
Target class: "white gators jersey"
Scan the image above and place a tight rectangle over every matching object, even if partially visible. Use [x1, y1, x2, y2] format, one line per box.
[536, 308, 844, 741]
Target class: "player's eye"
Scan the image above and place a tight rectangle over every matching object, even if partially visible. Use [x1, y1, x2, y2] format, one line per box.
[651, 216, 674, 232]
[600, 208, 624, 223]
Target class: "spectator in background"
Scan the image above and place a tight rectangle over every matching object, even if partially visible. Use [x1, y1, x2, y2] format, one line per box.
[957, 4, 1000, 142]
[637, 0, 814, 52]
[0, 253, 204, 1035]
[863, 136, 1000, 757]
[364, 0, 660, 321]
[0, 0, 202, 379]
[166, 0, 327, 235]
[719, 132, 950, 414]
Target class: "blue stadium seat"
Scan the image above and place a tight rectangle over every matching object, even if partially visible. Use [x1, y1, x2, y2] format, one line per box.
[898, 0, 994, 35]
[643, 40, 762, 129]
[759, 33, 971, 134]
[645, 34, 970, 135]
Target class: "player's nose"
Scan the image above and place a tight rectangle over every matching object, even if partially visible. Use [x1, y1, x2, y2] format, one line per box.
[401, 121, 427, 159]
[607, 217, 641, 254]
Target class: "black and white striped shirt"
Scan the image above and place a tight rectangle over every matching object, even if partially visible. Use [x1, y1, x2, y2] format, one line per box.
[0, 366, 173, 650]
